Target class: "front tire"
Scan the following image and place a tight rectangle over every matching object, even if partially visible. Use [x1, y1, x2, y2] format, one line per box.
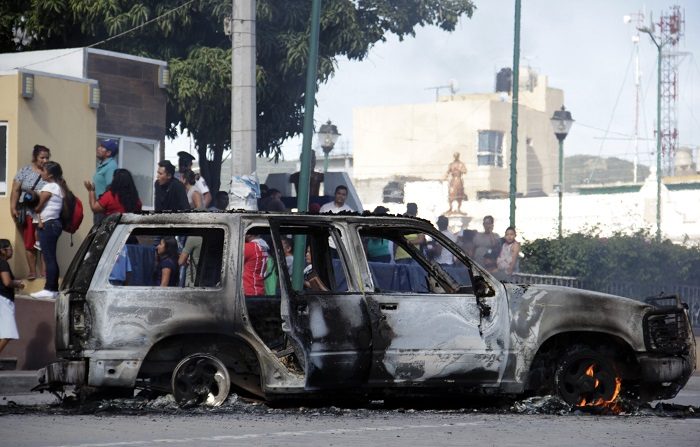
[554, 345, 620, 406]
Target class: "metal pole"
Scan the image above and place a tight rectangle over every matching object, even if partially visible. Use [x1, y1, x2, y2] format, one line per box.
[655, 42, 662, 242]
[323, 152, 330, 175]
[508, 0, 521, 228]
[633, 27, 641, 184]
[230, 0, 257, 209]
[639, 26, 664, 242]
[558, 138, 564, 238]
[292, 0, 322, 291]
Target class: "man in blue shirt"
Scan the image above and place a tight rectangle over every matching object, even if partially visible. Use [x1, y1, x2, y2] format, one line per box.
[94, 139, 118, 198]
[93, 139, 119, 224]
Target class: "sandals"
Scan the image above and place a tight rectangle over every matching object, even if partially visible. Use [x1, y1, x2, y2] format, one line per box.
[27, 273, 37, 280]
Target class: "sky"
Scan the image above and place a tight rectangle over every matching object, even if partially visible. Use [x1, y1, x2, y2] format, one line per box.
[168, 0, 700, 170]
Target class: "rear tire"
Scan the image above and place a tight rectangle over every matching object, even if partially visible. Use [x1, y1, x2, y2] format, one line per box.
[171, 353, 231, 407]
[554, 345, 620, 406]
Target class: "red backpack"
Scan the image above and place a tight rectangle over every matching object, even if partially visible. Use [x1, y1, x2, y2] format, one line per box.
[61, 192, 84, 236]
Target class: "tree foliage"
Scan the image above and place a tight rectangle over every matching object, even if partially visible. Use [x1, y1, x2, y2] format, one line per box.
[521, 231, 700, 293]
[1, 0, 475, 191]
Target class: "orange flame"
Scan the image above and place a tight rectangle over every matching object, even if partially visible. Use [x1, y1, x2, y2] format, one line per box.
[576, 362, 623, 413]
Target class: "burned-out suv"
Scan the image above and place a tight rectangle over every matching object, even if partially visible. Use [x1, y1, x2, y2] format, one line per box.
[38, 211, 695, 406]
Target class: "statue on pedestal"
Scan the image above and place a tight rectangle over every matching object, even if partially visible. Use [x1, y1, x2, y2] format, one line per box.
[446, 152, 467, 213]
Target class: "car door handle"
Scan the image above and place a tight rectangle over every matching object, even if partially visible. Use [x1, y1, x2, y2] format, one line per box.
[380, 303, 397, 311]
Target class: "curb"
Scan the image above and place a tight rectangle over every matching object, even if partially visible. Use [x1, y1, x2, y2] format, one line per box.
[0, 371, 39, 395]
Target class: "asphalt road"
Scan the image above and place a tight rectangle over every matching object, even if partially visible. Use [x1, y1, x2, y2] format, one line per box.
[1, 377, 699, 447]
[2, 410, 700, 447]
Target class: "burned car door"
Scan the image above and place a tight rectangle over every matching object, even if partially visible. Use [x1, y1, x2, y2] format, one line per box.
[358, 226, 508, 387]
[86, 225, 228, 351]
[269, 220, 373, 390]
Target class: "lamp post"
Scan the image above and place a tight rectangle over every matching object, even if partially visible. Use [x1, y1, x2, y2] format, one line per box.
[638, 25, 663, 242]
[550, 106, 574, 239]
[318, 120, 340, 175]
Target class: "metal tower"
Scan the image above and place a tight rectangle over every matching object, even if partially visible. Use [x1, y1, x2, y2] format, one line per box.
[658, 6, 684, 175]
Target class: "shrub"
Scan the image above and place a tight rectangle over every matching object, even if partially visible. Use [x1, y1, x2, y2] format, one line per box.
[521, 230, 700, 291]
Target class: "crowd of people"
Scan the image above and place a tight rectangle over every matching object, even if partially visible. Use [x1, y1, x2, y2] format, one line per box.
[2, 143, 517, 356]
[367, 203, 521, 281]
[0, 143, 231, 356]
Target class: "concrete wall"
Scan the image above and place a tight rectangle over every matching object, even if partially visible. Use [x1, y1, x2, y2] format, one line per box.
[365, 178, 700, 244]
[1, 297, 56, 370]
[0, 74, 20, 200]
[0, 72, 96, 279]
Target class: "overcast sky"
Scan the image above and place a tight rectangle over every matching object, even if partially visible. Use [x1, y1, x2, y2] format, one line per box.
[283, 0, 699, 164]
[170, 1, 700, 170]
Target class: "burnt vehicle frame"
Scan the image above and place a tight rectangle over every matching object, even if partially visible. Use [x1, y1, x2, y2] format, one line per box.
[37, 211, 695, 406]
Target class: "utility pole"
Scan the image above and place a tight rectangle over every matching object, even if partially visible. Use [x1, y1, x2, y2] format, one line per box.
[291, 0, 323, 291]
[625, 11, 645, 183]
[508, 0, 521, 228]
[229, 0, 257, 209]
[638, 24, 664, 242]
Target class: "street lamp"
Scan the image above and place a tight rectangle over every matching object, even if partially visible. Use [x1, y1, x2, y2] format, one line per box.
[638, 24, 664, 242]
[550, 105, 574, 238]
[317, 120, 340, 175]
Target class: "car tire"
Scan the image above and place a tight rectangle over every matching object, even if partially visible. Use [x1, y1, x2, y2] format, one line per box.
[171, 353, 231, 407]
[554, 345, 621, 406]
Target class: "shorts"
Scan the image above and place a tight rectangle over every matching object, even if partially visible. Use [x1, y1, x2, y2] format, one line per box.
[0, 296, 19, 340]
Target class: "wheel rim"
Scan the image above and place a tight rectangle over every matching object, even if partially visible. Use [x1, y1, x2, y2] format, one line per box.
[557, 354, 618, 406]
[171, 353, 231, 407]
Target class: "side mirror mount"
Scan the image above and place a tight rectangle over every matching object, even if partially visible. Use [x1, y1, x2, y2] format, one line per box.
[473, 276, 495, 298]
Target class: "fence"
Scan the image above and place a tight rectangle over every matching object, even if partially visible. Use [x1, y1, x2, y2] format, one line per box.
[513, 273, 700, 329]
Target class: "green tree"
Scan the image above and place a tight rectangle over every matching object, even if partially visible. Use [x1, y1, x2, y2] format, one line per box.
[1, 0, 475, 192]
[521, 231, 700, 294]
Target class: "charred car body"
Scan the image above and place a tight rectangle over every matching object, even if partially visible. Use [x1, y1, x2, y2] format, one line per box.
[38, 212, 695, 406]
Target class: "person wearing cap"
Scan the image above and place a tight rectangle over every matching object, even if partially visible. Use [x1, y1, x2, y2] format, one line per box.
[155, 160, 190, 211]
[92, 139, 119, 224]
[177, 151, 211, 208]
[94, 139, 119, 198]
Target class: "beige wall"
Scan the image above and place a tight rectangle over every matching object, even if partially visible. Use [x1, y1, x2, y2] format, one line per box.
[0, 74, 20, 199]
[353, 82, 564, 200]
[0, 73, 23, 273]
[0, 72, 96, 278]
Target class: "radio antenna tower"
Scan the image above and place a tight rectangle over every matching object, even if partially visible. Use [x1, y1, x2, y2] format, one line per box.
[658, 5, 684, 175]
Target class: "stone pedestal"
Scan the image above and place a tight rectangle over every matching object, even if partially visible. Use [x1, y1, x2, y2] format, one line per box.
[445, 212, 471, 234]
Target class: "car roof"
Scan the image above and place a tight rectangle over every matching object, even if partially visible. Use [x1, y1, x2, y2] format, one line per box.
[116, 210, 433, 227]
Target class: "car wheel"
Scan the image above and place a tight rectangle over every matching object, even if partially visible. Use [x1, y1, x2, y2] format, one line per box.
[171, 353, 231, 407]
[554, 345, 621, 406]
